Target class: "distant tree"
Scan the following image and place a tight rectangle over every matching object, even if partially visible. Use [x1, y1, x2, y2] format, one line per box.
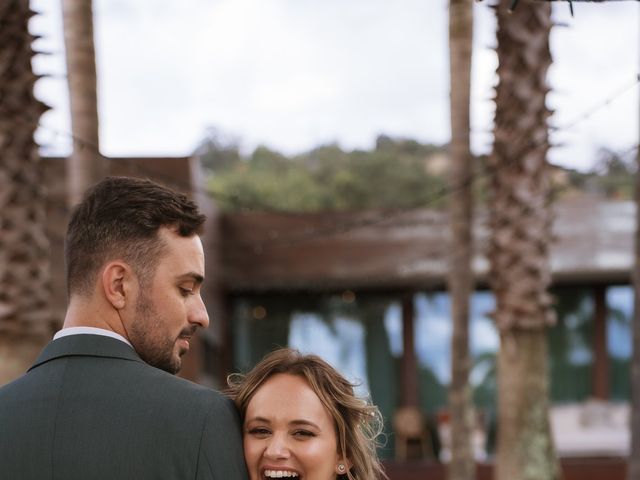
[209, 148, 324, 211]
[447, 0, 475, 479]
[250, 145, 290, 171]
[594, 147, 635, 176]
[375, 134, 437, 157]
[197, 128, 242, 173]
[488, 2, 560, 479]
[555, 147, 636, 200]
[206, 138, 449, 212]
[0, 0, 54, 384]
[375, 134, 397, 151]
[592, 148, 635, 199]
[63, 0, 106, 205]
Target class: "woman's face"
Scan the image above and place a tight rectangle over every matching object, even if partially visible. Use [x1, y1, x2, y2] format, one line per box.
[243, 373, 345, 480]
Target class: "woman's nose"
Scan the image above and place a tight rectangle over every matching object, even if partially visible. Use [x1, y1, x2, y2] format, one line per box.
[264, 434, 291, 459]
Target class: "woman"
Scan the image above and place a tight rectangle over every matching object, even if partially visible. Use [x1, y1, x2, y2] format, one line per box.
[227, 348, 387, 480]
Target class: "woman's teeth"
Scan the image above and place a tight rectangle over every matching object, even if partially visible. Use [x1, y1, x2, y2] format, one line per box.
[264, 470, 299, 478]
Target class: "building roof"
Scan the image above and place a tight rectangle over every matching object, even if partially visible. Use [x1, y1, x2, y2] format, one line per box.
[220, 196, 635, 292]
[42, 157, 635, 294]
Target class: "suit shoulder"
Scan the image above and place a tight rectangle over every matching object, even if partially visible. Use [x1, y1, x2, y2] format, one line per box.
[143, 366, 230, 406]
[0, 371, 35, 401]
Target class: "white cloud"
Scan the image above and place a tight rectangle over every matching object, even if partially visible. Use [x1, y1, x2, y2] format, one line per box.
[30, 0, 640, 170]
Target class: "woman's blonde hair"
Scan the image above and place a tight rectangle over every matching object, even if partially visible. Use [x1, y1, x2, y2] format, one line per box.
[227, 348, 387, 480]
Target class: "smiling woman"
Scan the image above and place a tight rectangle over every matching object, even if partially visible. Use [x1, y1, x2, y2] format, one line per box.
[227, 348, 388, 480]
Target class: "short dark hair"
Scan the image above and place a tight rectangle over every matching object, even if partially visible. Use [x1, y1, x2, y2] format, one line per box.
[65, 176, 206, 296]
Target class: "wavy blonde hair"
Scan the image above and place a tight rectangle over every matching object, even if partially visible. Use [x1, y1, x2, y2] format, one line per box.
[227, 348, 387, 480]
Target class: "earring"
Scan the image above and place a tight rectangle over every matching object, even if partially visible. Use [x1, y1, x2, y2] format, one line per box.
[338, 464, 346, 473]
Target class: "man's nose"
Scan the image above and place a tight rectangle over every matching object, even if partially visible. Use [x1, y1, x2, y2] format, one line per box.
[189, 294, 210, 329]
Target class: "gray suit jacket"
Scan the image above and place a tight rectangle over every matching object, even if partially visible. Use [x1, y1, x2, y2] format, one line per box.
[0, 334, 248, 479]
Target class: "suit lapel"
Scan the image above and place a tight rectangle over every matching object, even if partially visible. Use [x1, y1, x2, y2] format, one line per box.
[29, 334, 144, 372]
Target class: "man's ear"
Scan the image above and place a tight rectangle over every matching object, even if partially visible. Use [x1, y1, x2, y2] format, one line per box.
[101, 261, 134, 310]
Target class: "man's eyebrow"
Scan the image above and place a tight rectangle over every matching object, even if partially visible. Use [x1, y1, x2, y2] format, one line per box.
[176, 272, 204, 284]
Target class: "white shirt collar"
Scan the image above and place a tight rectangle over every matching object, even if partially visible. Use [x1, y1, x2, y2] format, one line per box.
[53, 326, 133, 348]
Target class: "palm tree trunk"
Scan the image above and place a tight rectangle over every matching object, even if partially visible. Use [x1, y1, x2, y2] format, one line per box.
[489, 2, 560, 479]
[0, 0, 54, 384]
[63, 0, 105, 206]
[447, 0, 475, 479]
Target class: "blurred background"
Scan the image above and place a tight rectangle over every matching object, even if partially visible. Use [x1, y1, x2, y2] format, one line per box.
[2, 1, 640, 479]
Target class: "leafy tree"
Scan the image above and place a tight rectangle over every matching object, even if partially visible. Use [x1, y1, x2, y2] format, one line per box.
[591, 147, 635, 199]
[554, 147, 636, 200]
[205, 136, 449, 212]
[197, 128, 242, 173]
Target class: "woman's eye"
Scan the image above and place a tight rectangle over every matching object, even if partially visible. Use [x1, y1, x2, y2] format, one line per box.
[293, 430, 315, 438]
[248, 427, 271, 438]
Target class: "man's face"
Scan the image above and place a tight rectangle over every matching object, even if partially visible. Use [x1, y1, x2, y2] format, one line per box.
[128, 227, 209, 374]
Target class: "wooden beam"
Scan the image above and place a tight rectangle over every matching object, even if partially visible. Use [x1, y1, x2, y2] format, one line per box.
[401, 294, 419, 407]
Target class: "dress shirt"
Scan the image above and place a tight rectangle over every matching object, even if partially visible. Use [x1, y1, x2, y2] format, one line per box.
[53, 326, 133, 348]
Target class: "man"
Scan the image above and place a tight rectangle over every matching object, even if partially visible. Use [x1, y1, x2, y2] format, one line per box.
[0, 177, 248, 479]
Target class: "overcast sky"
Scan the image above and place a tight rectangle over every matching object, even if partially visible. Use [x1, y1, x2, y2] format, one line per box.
[30, 0, 639, 172]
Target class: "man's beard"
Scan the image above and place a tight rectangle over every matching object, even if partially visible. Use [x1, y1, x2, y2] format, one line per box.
[129, 290, 182, 374]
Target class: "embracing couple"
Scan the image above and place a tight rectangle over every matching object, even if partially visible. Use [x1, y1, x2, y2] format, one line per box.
[0, 177, 387, 480]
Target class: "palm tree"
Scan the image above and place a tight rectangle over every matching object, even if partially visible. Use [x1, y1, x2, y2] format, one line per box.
[488, 1, 560, 479]
[0, 0, 55, 384]
[447, 0, 475, 479]
[63, 0, 105, 206]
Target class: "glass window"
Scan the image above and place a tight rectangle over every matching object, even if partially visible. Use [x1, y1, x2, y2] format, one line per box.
[289, 313, 369, 396]
[607, 285, 632, 401]
[231, 286, 626, 459]
[469, 292, 498, 410]
[413, 291, 498, 413]
[548, 287, 594, 403]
